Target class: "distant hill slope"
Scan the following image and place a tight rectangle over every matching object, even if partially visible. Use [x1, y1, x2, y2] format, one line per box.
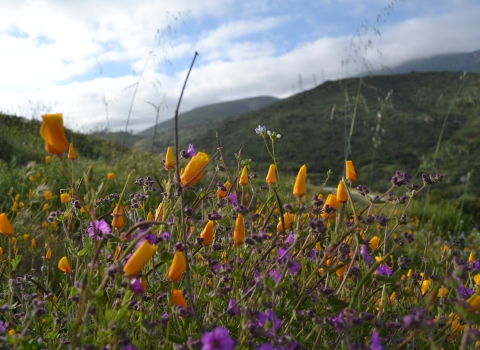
[382, 49, 480, 74]
[188, 72, 480, 197]
[133, 96, 279, 152]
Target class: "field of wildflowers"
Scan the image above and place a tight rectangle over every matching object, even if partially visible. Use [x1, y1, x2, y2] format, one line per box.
[1, 111, 480, 350]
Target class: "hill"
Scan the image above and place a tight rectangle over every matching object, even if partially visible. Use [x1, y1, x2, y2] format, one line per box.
[133, 96, 279, 152]
[188, 72, 480, 199]
[379, 49, 480, 74]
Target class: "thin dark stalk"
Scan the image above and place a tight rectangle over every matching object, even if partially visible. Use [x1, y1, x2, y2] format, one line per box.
[173, 52, 203, 330]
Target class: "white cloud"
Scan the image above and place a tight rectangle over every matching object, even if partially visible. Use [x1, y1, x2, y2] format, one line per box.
[0, 0, 479, 134]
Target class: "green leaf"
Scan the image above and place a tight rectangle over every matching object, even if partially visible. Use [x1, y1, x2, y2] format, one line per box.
[265, 277, 275, 289]
[78, 248, 88, 257]
[168, 334, 185, 344]
[326, 298, 349, 312]
[11, 255, 22, 271]
[160, 251, 172, 263]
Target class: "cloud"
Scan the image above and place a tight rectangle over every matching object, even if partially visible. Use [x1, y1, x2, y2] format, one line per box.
[1, 0, 479, 134]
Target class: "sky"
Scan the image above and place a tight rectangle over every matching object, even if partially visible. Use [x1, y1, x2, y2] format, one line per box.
[1, 0, 479, 134]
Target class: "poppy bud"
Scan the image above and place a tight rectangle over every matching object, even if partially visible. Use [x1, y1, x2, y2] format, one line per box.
[123, 241, 158, 277]
[172, 289, 187, 309]
[39, 113, 69, 155]
[0, 213, 14, 236]
[200, 220, 214, 246]
[346, 160, 357, 182]
[233, 214, 245, 246]
[180, 152, 209, 188]
[239, 166, 248, 186]
[164, 146, 175, 170]
[168, 250, 186, 281]
[58, 256, 71, 274]
[337, 181, 348, 203]
[266, 164, 276, 185]
[293, 165, 307, 198]
[68, 143, 76, 161]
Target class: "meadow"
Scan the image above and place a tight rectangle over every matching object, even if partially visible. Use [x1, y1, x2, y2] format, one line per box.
[1, 105, 480, 350]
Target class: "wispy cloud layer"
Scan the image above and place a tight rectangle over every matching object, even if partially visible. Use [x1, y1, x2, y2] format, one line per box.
[0, 0, 479, 133]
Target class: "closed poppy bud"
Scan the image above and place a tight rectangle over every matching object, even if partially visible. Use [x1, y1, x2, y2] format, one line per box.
[468, 294, 480, 312]
[293, 165, 307, 198]
[23, 234, 29, 242]
[277, 212, 294, 232]
[123, 240, 158, 277]
[58, 256, 71, 273]
[0, 213, 14, 236]
[346, 160, 357, 182]
[216, 181, 231, 198]
[18, 202, 24, 208]
[45, 156, 51, 165]
[172, 289, 187, 309]
[180, 152, 209, 188]
[43, 203, 49, 211]
[11, 237, 17, 244]
[421, 280, 431, 295]
[200, 220, 214, 246]
[107, 173, 114, 181]
[164, 146, 175, 170]
[266, 164, 276, 185]
[11, 202, 18, 212]
[29, 189, 33, 199]
[336, 264, 347, 279]
[469, 252, 475, 263]
[146, 212, 153, 221]
[44, 191, 52, 200]
[112, 205, 124, 229]
[68, 143, 76, 161]
[474, 273, 480, 286]
[337, 181, 348, 203]
[30, 238, 36, 249]
[369, 236, 380, 250]
[46, 248, 52, 261]
[60, 193, 71, 204]
[113, 246, 121, 261]
[155, 203, 163, 221]
[321, 194, 340, 219]
[168, 250, 186, 281]
[14, 194, 20, 202]
[39, 113, 69, 155]
[0, 247, 3, 262]
[239, 166, 248, 186]
[233, 214, 245, 246]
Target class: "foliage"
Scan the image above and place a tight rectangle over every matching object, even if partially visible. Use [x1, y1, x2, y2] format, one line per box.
[1, 114, 480, 349]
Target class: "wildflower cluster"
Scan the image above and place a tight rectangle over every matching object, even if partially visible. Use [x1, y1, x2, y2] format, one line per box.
[0, 116, 476, 350]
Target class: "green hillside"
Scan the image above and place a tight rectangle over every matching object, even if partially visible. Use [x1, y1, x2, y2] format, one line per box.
[387, 49, 480, 74]
[189, 72, 480, 198]
[134, 96, 279, 152]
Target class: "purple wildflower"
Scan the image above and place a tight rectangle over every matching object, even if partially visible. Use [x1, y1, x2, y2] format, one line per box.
[308, 248, 316, 261]
[458, 283, 474, 299]
[332, 313, 345, 332]
[227, 193, 237, 205]
[227, 298, 239, 316]
[375, 264, 393, 277]
[268, 269, 280, 284]
[135, 233, 156, 249]
[187, 144, 196, 158]
[257, 310, 282, 337]
[255, 125, 267, 135]
[370, 330, 382, 350]
[360, 245, 371, 265]
[201, 326, 235, 350]
[285, 231, 294, 244]
[161, 231, 170, 241]
[87, 219, 111, 240]
[0, 320, 5, 333]
[130, 278, 145, 295]
[256, 344, 274, 350]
